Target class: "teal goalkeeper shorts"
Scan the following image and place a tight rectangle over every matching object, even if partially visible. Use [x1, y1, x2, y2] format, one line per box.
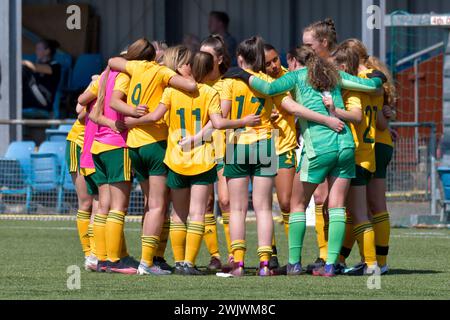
[299, 148, 356, 184]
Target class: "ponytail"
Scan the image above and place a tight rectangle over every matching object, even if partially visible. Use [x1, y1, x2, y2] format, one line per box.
[201, 34, 231, 75]
[191, 52, 214, 83]
[366, 56, 397, 106]
[236, 36, 266, 73]
[91, 67, 110, 120]
[341, 38, 397, 106]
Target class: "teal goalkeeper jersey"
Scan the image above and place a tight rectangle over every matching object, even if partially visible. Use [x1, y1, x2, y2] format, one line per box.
[250, 68, 382, 158]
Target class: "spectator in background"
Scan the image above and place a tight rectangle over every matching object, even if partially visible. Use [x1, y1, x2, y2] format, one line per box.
[208, 11, 237, 65]
[22, 39, 61, 114]
[182, 34, 201, 53]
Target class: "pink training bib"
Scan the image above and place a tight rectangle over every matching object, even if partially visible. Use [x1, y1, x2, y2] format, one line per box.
[94, 70, 128, 147]
[80, 100, 97, 170]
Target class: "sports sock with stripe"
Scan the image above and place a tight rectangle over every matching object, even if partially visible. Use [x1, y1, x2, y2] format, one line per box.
[185, 221, 205, 266]
[203, 213, 220, 258]
[231, 240, 246, 264]
[156, 217, 170, 259]
[88, 223, 96, 257]
[288, 212, 307, 264]
[93, 213, 108, 261]
[105, 210, 126, 263]
[141, 235, 160, 266]
[221, 213, 232, 257]
[353, 221, 377, 267]
[170, 221, 187, 263]
[257, 246, 272, 263]
[76, 210, 91, 257]
[372, 212, 390, 266]
[326, 208, 346, 265]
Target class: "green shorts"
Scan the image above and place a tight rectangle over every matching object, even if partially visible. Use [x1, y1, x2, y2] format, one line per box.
[129, 141, 168, 182]
[223, 139, 277, 178]
[167, 167, 217, 189]
[65, 141, 81, 173]
[351, 165, 374, 186]
[84, 173, 99, 196]
[278, 149, 297, 170]
[93, 148, 132, 185]
[216, 159, 225, 173]
[374, 143, 393, 179]
[296, 150, 302, 174]
[300, 148, 355, 184]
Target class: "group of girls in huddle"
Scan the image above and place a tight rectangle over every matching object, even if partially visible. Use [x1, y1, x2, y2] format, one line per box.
[67, 17, 395, 277]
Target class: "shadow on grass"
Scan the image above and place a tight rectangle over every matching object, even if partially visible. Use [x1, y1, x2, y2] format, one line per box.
[197, 266, 444, 277]
[386, 269, 444, 275]
[197, 265, 261, 276]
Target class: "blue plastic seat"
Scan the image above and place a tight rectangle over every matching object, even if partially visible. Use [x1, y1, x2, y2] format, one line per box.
[58, 123, 75, 132]
[30, 153, 60, 192]
[68, 54, 103, 91]
[1, 140, 34, 178]
[29, 153, 64, 213]
[0, 141, 34, 213]
[38, 141, 66, 166]
[4, 141, 36, 169]
[38, 142, 68, 212]
[45, 129, 68, 142]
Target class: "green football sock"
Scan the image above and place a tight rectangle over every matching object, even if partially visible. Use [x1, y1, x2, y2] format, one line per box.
[327, 207, 347, 265]
[288, 212, 307, 265]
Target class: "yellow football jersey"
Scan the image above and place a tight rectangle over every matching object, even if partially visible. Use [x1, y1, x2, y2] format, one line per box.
[272, 110, 298, 155]
[88, 72, 129, 96]
[162, 84, 222, 176]
[376, 127, 393, 146]
[343, 79, 381, 173]
[67, 119, 85, 148]
[206, 78, 232, 161]
[358, 69, 393, 147]
[88, 76, 100, 96]
[272, 66, 297, 155]
[222, 70, 287, 145]
[124, 60, 177, 148]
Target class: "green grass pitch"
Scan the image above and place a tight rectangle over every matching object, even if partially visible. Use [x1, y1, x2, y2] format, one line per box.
[0, 219, 449, 300]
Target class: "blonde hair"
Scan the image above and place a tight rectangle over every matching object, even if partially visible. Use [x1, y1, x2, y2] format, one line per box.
[163, 45, 193, 72]
[152, 40, 168, 64]
[122, 38, 155, 61]
[342, 38, 397, 106]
